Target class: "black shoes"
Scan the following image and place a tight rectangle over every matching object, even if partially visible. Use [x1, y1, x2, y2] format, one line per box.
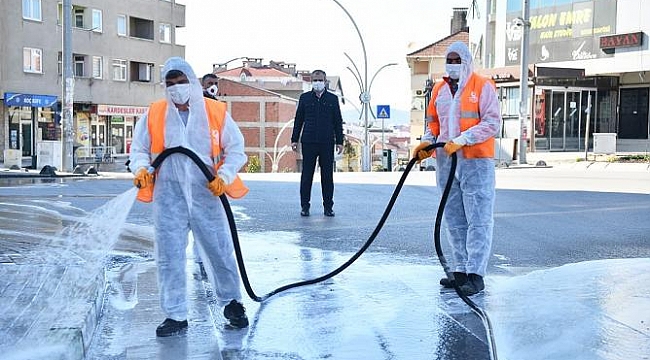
[440, 272, 484, 296]
[223, 300, 249, 328]
[301, 207, 334, 217]
[459, 273, 485, 296]
[440, 272, 468, 288]
[156, 318, 188, 337]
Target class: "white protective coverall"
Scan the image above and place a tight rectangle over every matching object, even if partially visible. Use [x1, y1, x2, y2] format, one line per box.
[423, 41, 501, 276]
[130, 57, 247, 321]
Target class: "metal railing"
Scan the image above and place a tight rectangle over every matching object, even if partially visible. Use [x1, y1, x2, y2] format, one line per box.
[75, 146, 116, 164]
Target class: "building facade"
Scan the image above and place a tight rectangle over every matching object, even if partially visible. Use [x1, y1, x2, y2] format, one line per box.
[1, 0, 185, 166]
[215, 78, 298, 173]
[470, 0, 650, 153]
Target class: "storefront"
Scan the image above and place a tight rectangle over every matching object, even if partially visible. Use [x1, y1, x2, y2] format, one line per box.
[95, 104, 146, 155]
[3, 92, 59, 160]
[531, 70, 619, 152]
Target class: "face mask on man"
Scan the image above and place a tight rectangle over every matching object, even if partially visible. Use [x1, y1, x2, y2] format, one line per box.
[312, 81, 326, 92]
[446, 64, 461, 80]
[168, 83, 191, 104]
[206, 84, 218, 96]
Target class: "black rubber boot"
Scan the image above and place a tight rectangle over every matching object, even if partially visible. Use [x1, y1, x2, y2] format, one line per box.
[223, 300, 249, 328]
[459, 273, 485, 296]
[440, 272, 468, 288]
[301, 206, 310, 216]
[156, 318, 188, 337]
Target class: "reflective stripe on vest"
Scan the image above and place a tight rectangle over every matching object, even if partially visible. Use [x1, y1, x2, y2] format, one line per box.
[136, 98, 249, 202]
[426, 74, 495, 159]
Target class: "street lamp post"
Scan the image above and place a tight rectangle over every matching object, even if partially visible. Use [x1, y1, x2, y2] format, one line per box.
[517, 0, 531, 164]
[61, 0, 74, 172]
[329, 0, 396, 172]
[265, 118, 294, 173]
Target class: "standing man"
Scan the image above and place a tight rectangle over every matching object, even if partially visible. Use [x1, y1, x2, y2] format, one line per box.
[414, 41, 501, 296]
[202, 73, 219, 100]
[130, 57, 249, 337]
[291, 69, 344, 217]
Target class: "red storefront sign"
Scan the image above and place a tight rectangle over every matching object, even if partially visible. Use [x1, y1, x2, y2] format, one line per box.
[97, 104, 148, 116]
[599, 32, 644, 50]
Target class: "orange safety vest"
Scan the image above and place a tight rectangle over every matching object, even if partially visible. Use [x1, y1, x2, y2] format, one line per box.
[136, 98, 249, 202]
[427, 73, 496, 158]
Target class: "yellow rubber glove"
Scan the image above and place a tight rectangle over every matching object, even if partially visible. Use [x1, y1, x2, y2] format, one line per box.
[413, 141, 434, 162]
[443, 141, 464, 156]
[208, 177, 226, 197]
[133, 168, 153, 189]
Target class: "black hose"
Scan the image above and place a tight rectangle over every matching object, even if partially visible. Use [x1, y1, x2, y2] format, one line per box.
[150, 144, 497, 359]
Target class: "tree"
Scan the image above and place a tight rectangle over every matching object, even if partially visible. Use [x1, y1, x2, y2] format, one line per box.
[342, 138, 359, 172]
[246, 155, 261, 173]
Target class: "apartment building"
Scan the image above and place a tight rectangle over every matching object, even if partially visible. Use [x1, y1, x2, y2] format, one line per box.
[1, 0, 185, 165]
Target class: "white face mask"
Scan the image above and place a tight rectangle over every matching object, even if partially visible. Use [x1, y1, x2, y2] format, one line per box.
[446, 64, 461, 80]
[312, 81, 326, 92]
[167, 83, 191, 104]
[206, 84, 218, 96]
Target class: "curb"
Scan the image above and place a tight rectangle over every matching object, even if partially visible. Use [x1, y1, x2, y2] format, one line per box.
[41, 271, 106, 360]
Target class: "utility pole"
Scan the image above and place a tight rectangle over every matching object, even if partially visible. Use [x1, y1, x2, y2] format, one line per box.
[61, 0, 74, 172]
[517, 0, 530, 164]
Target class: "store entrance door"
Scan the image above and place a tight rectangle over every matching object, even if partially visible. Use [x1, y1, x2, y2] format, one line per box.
[536, 88, 597, 151]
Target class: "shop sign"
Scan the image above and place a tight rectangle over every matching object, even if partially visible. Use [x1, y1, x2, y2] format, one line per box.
[599, 32, 644, 50]
[505, 0, 617, 65]
[97, 104, 148, 116]
[4, 92, 57, 107]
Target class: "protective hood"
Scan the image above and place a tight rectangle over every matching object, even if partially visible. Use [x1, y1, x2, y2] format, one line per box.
[445, 41, 474, 89]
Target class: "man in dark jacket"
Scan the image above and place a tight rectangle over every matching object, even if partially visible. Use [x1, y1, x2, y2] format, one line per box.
[291, 69, 344, 217]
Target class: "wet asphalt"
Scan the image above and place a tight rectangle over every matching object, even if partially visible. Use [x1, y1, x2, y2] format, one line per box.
[1, 167, 649, 359]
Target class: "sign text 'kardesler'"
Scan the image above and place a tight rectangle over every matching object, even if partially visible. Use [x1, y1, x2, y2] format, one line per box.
[97, 104, 148, 116]
[600, 32, 644, 50]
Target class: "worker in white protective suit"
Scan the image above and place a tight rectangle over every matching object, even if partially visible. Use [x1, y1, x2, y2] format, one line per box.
[413, 41, 501, 296]
[130, 57, 249, 337]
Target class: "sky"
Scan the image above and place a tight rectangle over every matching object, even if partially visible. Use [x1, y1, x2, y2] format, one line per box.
[176, 0, 473, 122]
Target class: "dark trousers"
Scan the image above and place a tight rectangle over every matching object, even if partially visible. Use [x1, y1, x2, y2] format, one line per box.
[300, 142, 334, 210]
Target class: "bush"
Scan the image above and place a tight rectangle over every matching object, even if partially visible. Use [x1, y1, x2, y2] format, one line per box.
[246, 155, 262, 173]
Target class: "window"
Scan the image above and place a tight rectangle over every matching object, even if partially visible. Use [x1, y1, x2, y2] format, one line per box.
[74, 55, 85, 77]
[113, 59, 127, 81]
[130, 61, 153, 82]
[23, 47, 43, 73]
[159, 23, 171, 43]
[129, 17, 154, 40]
[92, 56, 103, 79]
[502, 86, 520, 116]
[117, 15, 127, 36]
[92, 9, 103, 32]
[22, 0, 42, 21]
[74, 8, 85, 28]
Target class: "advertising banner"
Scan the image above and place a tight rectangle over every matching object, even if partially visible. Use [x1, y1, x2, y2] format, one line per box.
[505, 0, 617, 66]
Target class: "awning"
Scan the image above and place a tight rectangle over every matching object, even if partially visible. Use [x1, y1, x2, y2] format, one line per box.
[535, 66, 585, 78]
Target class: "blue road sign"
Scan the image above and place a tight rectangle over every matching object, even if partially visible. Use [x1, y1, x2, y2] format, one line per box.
[376, 105, 390, 119]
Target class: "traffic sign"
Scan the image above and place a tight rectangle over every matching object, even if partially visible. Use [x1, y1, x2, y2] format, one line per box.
[377, 105, 390, 119]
